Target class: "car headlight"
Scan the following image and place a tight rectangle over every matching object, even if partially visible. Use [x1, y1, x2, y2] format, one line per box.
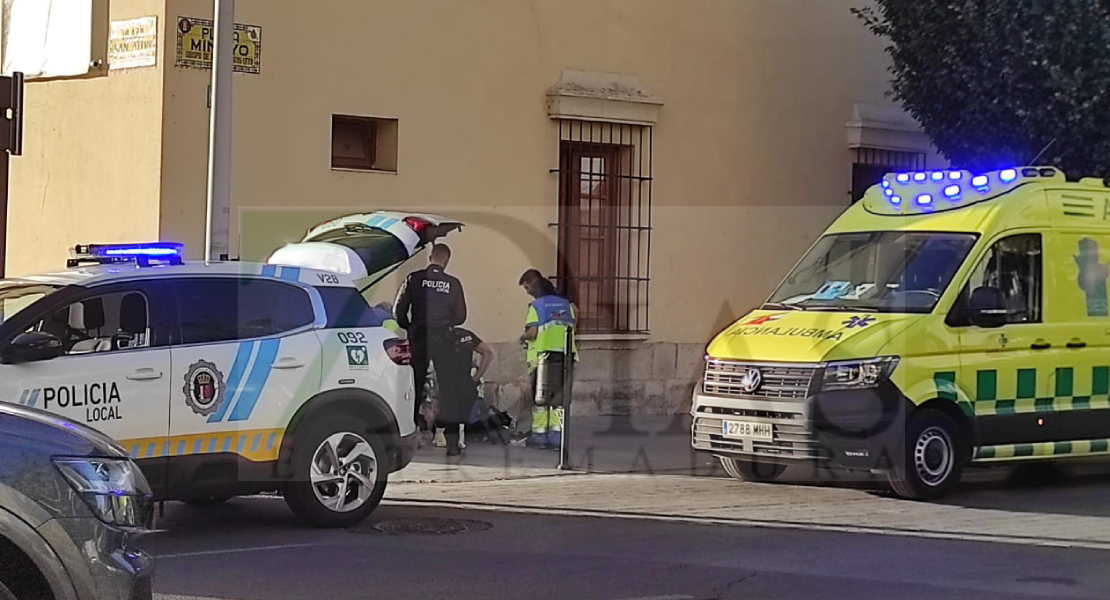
[821, 357, 899, 392]
[52, 457, 153, 529]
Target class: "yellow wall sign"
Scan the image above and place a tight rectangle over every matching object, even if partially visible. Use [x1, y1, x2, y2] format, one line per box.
[175, 16, 262, 74]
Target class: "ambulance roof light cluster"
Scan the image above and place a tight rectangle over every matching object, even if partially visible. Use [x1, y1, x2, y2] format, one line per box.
[869, 166, 1065, 215]
[67, 243, 186, 268]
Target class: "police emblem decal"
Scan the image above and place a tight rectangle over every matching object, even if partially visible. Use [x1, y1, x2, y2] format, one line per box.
[184, 360, 226, 416]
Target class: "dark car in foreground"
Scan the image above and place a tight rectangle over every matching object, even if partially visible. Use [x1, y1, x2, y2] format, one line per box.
[0, 403, 154, 600]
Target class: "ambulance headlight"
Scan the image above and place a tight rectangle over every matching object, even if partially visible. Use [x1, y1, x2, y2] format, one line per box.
[820, 357, 899, 392]
[52, 457, 154, 529]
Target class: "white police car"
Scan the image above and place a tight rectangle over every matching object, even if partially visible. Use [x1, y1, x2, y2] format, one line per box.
[0, 212, 461, 528]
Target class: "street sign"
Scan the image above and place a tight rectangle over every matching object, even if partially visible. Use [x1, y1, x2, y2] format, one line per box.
[1, 73, 25, 156]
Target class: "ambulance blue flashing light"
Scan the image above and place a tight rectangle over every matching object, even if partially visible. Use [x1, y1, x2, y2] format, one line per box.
[896, 174, 910, 183]
[884, 188, 894, 197]
[890, 196, 902, 205]
[930, 172, 944, 181]
[913, 173, 927, 182]
[972, 175, 989, 188]
[882, 180, 891, 189]
[999, 169, 1018, 183]
[943, 185, 961, 198]
[949, 171, 962, 180]
[916, 194, 933, 206]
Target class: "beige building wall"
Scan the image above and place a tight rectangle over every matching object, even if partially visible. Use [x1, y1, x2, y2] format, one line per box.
[158, 0, 897, 336]
[4, 0, 167, 276]
[4, 0, 934, 413]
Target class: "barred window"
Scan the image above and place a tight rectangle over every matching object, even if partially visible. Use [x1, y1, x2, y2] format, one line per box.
[851, 148, 926, 203]
[554, 120, 653, 335]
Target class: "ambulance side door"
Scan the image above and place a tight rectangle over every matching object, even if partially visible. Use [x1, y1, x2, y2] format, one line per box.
[0, 282, 173, 490]
[955, 231, 1065, 449]
[1048, 229, 1110, 446]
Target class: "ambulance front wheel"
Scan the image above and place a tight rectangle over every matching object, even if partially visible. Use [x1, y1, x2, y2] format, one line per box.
[283, 415, 388, 528]
[888, 409, 967, 500]
[719, 456, 787, 482]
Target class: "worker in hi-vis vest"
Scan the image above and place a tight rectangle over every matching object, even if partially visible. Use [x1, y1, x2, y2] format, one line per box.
[518, 269, 578, 450]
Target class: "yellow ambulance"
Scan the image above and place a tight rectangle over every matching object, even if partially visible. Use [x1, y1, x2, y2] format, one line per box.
[693, 166, 1110, 499]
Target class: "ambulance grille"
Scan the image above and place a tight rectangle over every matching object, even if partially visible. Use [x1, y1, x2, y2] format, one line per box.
[702, 360, 817, 400]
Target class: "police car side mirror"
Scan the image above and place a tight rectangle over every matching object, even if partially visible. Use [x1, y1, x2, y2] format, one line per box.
[0, 332, 64, 365]
[967, 286, 1008, 329]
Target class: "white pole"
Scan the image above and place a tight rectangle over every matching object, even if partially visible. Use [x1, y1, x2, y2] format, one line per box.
[205, 0, 234, 264]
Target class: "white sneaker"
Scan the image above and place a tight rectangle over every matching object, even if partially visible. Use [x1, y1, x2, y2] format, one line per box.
[433, 429, 447, 448]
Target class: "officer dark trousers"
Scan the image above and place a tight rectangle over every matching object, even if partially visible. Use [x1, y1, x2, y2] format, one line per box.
[428, 330, 473, 449]
[409, 328, 431, 427]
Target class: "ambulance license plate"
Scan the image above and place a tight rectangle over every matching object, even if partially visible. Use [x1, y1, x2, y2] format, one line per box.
[721, 420, 773, 441]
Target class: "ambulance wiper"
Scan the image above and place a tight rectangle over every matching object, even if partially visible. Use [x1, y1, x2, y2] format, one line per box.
[806, 305, 878, 312]
[761, 302, 804, 311]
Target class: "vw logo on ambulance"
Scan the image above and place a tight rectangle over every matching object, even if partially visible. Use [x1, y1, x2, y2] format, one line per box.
[738, 368, 763, 394]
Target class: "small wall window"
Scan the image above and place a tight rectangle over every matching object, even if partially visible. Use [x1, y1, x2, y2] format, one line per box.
[331, 115, 398, 172]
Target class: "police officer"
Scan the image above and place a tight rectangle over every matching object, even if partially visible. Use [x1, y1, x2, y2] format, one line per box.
[518, 269, 577, 450]
[394, 244, 468, 451]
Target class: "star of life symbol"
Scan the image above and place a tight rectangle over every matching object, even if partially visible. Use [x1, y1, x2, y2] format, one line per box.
[842, 316, 876, 329]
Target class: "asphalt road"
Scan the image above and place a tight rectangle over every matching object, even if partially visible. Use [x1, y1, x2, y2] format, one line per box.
[147, 499, 1110, 600]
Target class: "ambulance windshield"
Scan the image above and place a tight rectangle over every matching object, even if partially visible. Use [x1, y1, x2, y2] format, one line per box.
[767, 231, 978, 314]
[0, 284, 61, 326]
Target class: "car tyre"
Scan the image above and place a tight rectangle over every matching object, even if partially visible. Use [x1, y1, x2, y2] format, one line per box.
[0, 579, 16, 600]
[888, 409, 966, 500]
[283, 415, 387, 528]
[719, 456, 787, 482]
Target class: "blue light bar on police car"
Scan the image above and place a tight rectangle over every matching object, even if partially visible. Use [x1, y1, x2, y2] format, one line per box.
[82, 243, 184, 258]
[70, 243, 186, 268]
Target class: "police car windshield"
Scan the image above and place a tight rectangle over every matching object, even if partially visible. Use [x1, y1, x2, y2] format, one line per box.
[767, 231, 978, 314]
[0, 284, 61, 326]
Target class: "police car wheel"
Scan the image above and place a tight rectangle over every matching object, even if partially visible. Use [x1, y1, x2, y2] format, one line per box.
[719, 456, 787, 482]
[888, 410, 966, 500]
[283, 416, 387, 528]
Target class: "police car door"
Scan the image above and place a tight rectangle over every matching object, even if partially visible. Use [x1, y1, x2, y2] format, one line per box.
[0, 281, 173, 460]
[166, 276, 322, 479]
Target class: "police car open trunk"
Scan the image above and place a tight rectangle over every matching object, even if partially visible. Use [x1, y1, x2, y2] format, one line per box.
[266, 212, 463, 290]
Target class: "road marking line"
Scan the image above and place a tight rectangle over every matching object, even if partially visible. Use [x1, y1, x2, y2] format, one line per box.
[155, 596, 230, 600]
[383, 499, 1110, 552]
[613, 596, 698, 600]
[156, 543, 323, 559]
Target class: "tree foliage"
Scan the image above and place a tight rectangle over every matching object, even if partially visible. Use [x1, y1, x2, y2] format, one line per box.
[854, 0, 1110, 178]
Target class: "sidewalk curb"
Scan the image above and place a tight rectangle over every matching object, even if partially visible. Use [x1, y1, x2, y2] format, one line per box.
[383, 498, 1110, 552]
